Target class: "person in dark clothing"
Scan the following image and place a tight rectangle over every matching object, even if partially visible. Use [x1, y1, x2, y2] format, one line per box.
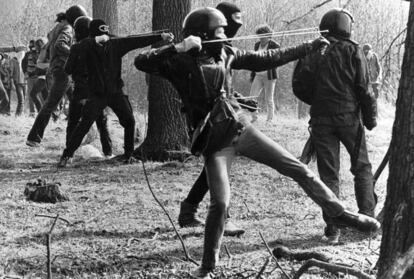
[28, 38, 49, 113]
[178, 2, 246, 237]
[300, 8, 378, 244]
[26, 5, 87, 147]
[64, 16, 113, 157]
[58, 19, 174, 167]
[134, 7, 380, 278]
[0, 53, 9, 114]
[22, 39, 38, 116]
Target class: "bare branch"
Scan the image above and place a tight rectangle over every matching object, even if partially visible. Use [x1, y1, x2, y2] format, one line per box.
[46, 214, 59, 279]
[259, 232, 292, 279]
[380, 27, 407, 62]
[293, 259, 373, 279]
[283, 0, 333, 25]
[256, 257, 271, 279]
[141, 161, 198, 266]
[35, 214, 72, 226]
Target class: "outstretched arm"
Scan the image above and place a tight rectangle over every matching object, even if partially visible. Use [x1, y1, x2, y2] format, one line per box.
[114, 32, 174, 57]
[231, 37, 328, 71]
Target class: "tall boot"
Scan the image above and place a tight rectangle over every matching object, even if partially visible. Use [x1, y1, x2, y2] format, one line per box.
[178, 201, 205, 228]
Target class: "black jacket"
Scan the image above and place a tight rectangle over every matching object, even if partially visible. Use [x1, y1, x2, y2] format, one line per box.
[65, 41, 89, 99]
[134, 43, 313, 131]
[82, 34, 163, 97]
[310, 36, 376, 127]
[250, 39, 280, 81]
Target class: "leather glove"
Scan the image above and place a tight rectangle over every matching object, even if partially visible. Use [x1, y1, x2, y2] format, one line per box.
[364, 118, 377, 131]
[309, 36, 330, 52]
[161, 32, 174, 43]
[175, 35, 202, 53]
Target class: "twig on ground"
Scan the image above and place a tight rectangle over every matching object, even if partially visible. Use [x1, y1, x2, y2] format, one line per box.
[35, 214, 72, 225]
[243, 200, 251, 213]
[141, 161, 198, 266]
[224, 245, 233, 268]
[256, 257, 271, 279]
[293, 259, 373, 279]
[259, 232, 292, 279]
[127, 237, 140, 247]
[46, 214, 59, 279]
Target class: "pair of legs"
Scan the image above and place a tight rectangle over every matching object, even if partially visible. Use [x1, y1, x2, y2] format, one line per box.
[27, 68, 71, 143]
[66, 91, 112, 157]
[0, 79, 10, 114]
[29, 78, 49, 112]
[249, 74, 277, 122]
[201, 124, 347, 270]
[62, 94, 134, 160]
[311, 120, 377, 239]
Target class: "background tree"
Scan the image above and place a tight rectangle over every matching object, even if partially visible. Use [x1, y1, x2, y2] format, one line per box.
[92, 0, 118, 34]
[377, 1, 414, 278]
[133, 0, 191, 161]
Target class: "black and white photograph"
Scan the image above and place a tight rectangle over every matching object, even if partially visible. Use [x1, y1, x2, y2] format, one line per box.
[0, 0, 411, 278]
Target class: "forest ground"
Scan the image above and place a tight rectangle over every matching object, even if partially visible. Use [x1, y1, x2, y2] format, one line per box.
[0, 101, 394, 278]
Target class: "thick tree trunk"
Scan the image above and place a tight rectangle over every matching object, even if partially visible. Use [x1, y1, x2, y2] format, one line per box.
[92, 0, 118, 35]
[377, 2, 414, 278]
[133, 0, 191, 161]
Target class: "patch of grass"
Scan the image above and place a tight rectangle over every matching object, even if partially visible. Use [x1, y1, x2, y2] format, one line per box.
[0, 110, 394, 278]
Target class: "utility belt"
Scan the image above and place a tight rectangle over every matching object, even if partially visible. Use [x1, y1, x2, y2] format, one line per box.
[191, 96, 244, 157]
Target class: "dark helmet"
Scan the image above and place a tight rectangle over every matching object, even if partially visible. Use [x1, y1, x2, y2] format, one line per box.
[216, 2, 242, 38]
[65, 5, 87, 26]
[182, 7, 227, 40]
[319, 8, 354, 39]
[74, 16, 92, 41]
[89, 19, 109, 38]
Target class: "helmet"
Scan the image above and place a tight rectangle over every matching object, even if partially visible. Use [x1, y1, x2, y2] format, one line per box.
[216, 2, 242, 38]
[65, 5, 87, 26]
[74, 16, 92, 41]
[182, 7, 227, 40]
[319, 8, 354, 39]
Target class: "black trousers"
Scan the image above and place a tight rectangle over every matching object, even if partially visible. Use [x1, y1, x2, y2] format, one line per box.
[184, 169, 209, 205]
[66, 90, 112, 156]
[63, 94, 135, 158]
[29, 78, 49, 112]
[27, 68, 72, 143]
[311, 121, 376, 218]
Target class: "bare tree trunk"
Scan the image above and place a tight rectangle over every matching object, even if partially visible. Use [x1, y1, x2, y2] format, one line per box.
[133, 0, 191, 161]
[377, 2, 414, 278]
[92, 0, 118, 35]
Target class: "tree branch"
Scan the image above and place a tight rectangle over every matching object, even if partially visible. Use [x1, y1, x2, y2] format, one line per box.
[293, 259, 373, 279]
[46, 214, 59, 279]
[259, 232, 292, 279]
[380, 27, 407, 62]
[283, 0, 333, 25]
[141, 161, 198, 266]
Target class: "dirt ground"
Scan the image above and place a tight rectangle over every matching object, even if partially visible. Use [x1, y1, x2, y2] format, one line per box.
[0, 103, 394, 279]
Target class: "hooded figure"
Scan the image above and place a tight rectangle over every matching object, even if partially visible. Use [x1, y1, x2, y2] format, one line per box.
[216, 2, 242, 38]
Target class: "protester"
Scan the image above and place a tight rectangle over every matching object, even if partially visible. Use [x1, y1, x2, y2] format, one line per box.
[296, 8, 378, 244]
[28, 37, 50, 113]
[26, 5, 87, 147]
[177, 1, 246, 237]
[57, 19, 174, 167]
[22, 39, 38, 116]
[0, 53, 10, 114]
[64, 16, 113, 158]
[0, 55, 14, 115]
[363, 43, 382, 99]
[249, 24, 280, 122]
[134, 7, 380, 278]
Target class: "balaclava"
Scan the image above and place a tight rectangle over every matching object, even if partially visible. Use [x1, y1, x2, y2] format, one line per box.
[216, 2, 242, 38]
